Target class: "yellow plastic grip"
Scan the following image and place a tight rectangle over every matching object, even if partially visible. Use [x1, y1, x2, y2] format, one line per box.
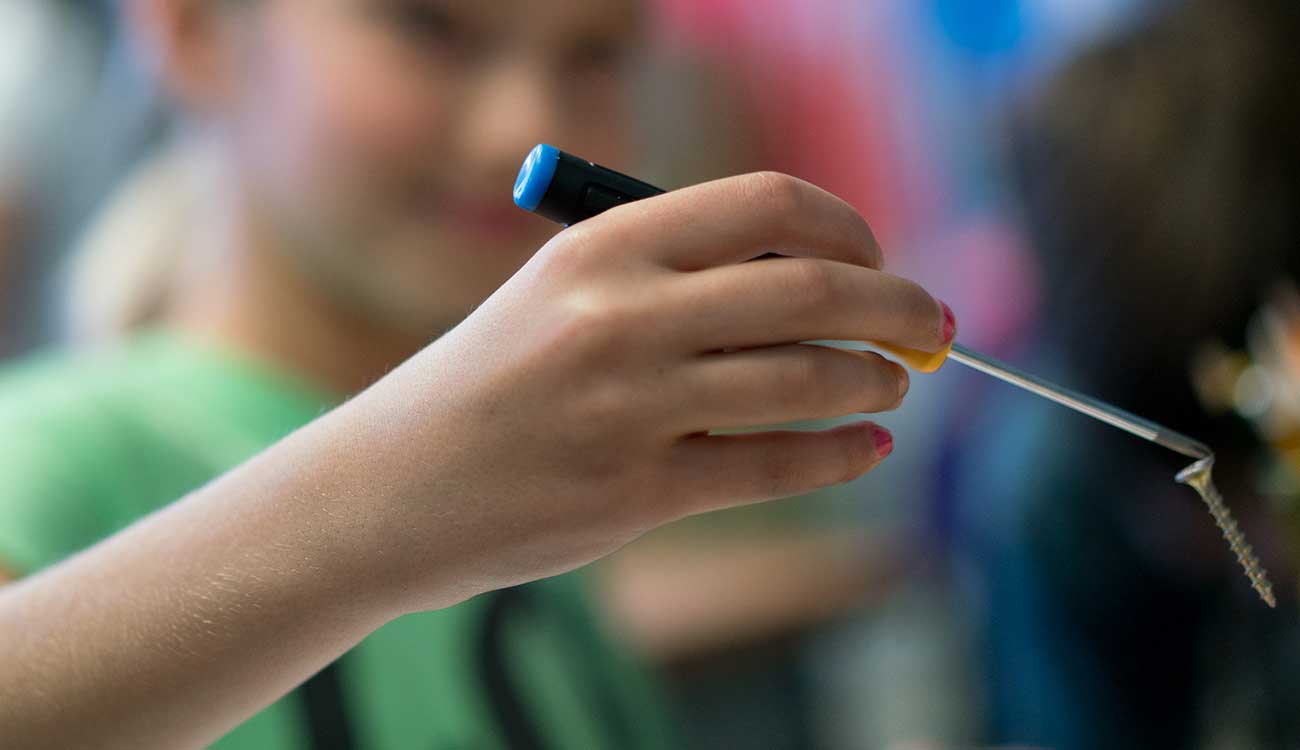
[875, 341, 954, 373]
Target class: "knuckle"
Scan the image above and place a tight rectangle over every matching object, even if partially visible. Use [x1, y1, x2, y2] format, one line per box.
[785, 352, 828, 395]
[575, 379, 634, 434]
[553, 289, 638, 364]
[783, 260, 838, 310]
[560, 287, 636, 335]
[845, 211, 883, 268]
[550, 223, 603, 268]
[555, 290, 606, 341]
[745, 171, 806, 217]
[534, 227, 599, 282]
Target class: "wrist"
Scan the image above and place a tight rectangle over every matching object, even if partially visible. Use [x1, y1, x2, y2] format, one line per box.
[282, 398, 487, 619]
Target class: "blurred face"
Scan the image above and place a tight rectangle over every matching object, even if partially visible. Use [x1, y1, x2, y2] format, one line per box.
[215, 0, 641, 336]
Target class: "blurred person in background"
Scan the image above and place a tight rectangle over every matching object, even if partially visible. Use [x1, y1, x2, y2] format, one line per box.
[958, 0, 1300, 746]
[0, 0, 955, 748]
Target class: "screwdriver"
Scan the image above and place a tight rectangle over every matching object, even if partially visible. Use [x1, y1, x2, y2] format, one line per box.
[513, 144, 1277, 607]
[511, 143, 1212, 458]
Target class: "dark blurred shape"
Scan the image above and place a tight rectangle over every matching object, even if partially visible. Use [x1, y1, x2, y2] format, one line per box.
[964, 0, 1300, 747]
[1020, 0, 1300, 396]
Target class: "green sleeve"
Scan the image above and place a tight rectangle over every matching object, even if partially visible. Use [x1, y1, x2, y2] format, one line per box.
[0, 422, 113, 576]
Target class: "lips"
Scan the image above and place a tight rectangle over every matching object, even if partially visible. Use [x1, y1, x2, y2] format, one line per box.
[433, 193, 542, 243]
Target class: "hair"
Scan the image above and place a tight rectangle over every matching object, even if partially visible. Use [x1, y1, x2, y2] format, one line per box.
[1012, 0, 1300, 426]
[997, 7, 1300, 745]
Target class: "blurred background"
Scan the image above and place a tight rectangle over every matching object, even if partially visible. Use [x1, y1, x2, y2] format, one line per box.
[2, 0, 1298, 748]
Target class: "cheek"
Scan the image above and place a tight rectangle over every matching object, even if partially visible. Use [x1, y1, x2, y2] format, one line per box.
[236, 11, 454, 226]
[315, 55, 453, 186]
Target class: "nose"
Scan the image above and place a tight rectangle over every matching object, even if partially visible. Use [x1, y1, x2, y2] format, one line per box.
[457, 60, 563, 189]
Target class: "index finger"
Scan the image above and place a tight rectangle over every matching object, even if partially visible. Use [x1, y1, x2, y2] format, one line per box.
[665, 258, 952, 354]
[583, 171, 884, 272]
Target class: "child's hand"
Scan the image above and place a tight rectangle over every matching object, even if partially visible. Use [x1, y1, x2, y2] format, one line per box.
[341, 172, 953, 612]
[0, 174, 953, 749]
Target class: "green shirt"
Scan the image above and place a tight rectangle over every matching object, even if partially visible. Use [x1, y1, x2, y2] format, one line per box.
[0, 331, 673, 749]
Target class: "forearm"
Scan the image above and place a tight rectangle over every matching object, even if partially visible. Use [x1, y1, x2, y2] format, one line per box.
[0, 406, 414, 750]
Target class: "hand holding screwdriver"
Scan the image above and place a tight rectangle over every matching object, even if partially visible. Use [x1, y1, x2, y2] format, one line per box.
[514, 144, 1275, 608]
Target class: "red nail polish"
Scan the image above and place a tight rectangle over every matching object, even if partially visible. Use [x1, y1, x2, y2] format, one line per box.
[940, 302, 956, 343]
[872, 425, 894, 459]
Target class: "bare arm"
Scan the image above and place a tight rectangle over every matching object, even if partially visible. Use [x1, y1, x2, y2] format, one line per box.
[0, 405, 409, 750]
[0, 174, 950, 749]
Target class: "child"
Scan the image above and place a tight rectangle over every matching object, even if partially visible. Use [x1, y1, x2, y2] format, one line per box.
[0, 1, 953, 747]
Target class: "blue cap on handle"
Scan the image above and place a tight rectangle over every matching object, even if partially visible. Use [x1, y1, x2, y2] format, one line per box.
[513, 143, 560, 212]
[513, 144, 666, 226]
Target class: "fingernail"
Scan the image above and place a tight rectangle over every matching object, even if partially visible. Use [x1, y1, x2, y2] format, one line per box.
[871, 425, 894, 459]
[895, 363, 910, 402]
[940, 301, 956, 343]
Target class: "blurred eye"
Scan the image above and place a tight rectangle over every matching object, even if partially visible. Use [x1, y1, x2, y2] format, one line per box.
[373, 0, 468, 54]
[564, 36, 632, 79]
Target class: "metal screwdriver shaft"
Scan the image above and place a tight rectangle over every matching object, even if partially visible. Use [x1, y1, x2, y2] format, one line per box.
[948, 344, 1211, 458]
[947, 343, 1275, 607]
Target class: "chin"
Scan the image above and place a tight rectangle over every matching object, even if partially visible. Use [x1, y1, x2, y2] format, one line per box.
[348, 228, 542, 332]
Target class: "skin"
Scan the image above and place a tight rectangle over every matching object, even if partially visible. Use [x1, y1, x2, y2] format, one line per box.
[169, 0, 640, 392]
[0, 0, 952, 747]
